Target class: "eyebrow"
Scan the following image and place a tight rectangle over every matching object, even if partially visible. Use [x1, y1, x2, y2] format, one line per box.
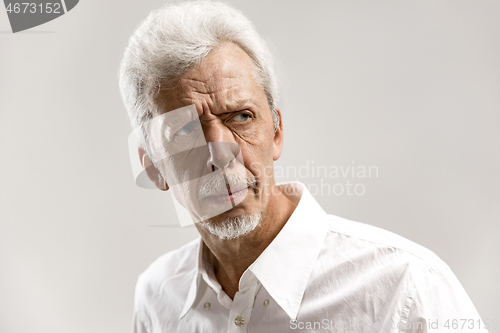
[224, 95, 257, 113]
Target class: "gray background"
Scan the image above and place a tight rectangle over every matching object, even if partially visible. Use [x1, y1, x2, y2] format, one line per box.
[1, 1, 498, 332]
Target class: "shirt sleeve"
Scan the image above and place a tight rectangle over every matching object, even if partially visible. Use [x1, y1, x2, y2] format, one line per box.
[132, 310, 150, 333]
[402, 260, 489, 333]
[132, 274, 152, 333]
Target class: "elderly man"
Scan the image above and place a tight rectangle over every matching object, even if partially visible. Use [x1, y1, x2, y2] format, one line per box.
[119, 2, 487, 332]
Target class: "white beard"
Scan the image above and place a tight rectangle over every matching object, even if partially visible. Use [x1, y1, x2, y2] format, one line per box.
[200, 212, 262, 240]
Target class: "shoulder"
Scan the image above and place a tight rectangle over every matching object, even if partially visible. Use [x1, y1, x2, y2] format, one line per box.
[324, 214, 447, 270]
[305, 214, 460, 322]
[320, 215, 450, 283]
[318, 214, 461, 300]
[137, 236, 200, 286]
[134, 237, 200, 320]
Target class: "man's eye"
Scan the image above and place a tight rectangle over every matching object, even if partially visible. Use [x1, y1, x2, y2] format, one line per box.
[232, 113, 251, 122]
[174, 121, 200, 137]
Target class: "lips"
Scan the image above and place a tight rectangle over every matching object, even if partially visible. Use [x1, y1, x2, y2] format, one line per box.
[202, 186, 249, 205]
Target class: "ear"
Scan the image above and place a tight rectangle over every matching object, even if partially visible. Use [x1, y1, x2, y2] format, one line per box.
[138, 148, 169, 191]
[272, 108, 284, 161]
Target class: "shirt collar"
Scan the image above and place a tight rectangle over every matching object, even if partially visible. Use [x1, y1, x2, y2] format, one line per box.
[180, 182, 330, 320]
[248, 182, 330, 320]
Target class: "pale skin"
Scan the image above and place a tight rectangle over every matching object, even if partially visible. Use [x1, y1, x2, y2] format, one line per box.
[143, 42, 297, 299]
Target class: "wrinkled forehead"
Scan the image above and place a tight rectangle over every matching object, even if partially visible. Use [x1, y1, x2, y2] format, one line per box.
[152, 42, 264, 116]
[153, 80, 261, 119]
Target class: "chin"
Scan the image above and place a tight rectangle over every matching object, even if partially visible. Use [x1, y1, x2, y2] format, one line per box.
[203, 205, 249, 225]
[199, 210, 263, 240]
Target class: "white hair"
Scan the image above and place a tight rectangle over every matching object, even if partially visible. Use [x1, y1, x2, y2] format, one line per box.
[119, 0, 280, 149]
[199, 213, 262, 240]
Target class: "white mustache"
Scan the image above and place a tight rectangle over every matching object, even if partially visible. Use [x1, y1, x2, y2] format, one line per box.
[197, 170, 256, 198]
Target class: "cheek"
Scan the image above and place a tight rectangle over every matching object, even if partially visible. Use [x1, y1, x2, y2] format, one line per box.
[236, 118, 276, 177]
[240, 144, 274, 181]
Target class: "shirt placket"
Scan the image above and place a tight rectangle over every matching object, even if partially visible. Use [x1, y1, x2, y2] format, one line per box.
[227, 272, 259, 333]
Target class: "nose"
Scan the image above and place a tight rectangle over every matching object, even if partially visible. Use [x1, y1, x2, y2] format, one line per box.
[207, 142, 240, 171]
[202, 119, 240, 171]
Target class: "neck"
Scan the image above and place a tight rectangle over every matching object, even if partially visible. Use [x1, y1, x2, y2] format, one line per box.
[195, 182, 297, 299]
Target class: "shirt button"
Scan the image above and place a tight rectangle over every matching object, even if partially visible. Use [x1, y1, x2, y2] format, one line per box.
[263, 299, 270, 307]
[204, 302, 211, 309]
[234, 316, 245, 327]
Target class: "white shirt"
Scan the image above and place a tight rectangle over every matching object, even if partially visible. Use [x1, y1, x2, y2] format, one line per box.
[133, 182, 488, 333]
